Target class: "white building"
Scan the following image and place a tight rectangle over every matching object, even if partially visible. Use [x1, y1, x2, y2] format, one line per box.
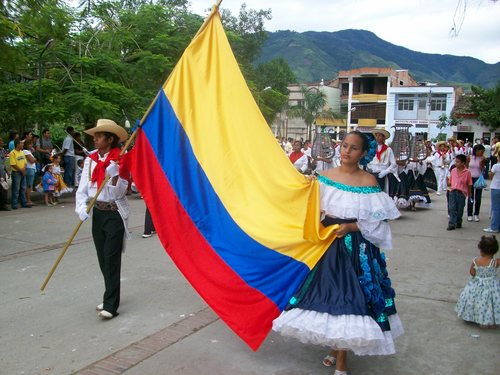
[387, 85, 456, 140]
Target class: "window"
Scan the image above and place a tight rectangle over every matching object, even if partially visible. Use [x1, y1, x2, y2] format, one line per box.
[398, 99, 414, 111]
[430, 94, 447, 111]
[430, 98, 447, 111]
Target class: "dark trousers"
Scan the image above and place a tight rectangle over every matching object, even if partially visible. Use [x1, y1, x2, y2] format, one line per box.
[63, 155, 75, 186]
[92, 207, 125, 315]
[144, 208, 155, 235]
[375, 176, 385, 191]
[448, 190, 466, 227]
[467, 177, 483, 216]
[11, 171, 27, 208]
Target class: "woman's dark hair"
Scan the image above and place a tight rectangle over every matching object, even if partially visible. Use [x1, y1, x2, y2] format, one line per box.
[478, 235, 499, 255]
[346, 130, 370, 152]
[472, 144, 485, 156]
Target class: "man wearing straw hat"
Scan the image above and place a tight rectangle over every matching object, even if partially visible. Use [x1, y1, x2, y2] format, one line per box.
[75, 119, 130, 319]
[367, 127, 398, 193]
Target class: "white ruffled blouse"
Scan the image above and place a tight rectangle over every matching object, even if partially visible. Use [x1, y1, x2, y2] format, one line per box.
[318, 174, 400, 249]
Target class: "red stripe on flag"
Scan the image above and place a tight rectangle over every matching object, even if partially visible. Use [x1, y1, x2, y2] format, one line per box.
[129, 130, 280, 350]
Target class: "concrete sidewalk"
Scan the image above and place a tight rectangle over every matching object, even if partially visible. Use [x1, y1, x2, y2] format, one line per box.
[0, 191, 498, 375]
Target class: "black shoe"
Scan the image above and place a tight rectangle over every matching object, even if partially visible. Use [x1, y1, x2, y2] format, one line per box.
[447, 225, 456, 231]
[456, 223, 462, 228]
[11, 206, 18, 210]
[0, 206, 11, 211]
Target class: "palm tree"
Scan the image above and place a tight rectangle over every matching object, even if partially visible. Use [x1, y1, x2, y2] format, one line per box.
[288, 85, 343, 140]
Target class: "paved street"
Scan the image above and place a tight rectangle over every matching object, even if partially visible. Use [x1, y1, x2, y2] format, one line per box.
[1, 190, 499, 375]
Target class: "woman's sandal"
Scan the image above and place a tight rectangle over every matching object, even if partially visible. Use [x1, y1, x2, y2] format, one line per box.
[322, 354, 336, 367]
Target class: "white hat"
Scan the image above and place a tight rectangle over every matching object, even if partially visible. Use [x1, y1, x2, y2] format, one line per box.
[84, 119, 128, 142]
[371, 127, 390, 139]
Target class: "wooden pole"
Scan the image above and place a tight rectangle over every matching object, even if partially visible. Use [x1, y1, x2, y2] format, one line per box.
[40, 0, 224, 292]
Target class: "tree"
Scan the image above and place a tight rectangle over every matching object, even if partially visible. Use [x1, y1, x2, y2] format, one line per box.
[469, 83, 500, 130]
[0, 1, 275, 137]
[437, 113, 461, 131]
[255, 57, 296, 94]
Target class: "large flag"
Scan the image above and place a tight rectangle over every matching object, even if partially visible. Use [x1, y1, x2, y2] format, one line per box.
[127, 9, 337, 350]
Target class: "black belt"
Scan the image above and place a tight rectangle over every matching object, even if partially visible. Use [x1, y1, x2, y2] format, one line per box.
[94, 201, 118, 211]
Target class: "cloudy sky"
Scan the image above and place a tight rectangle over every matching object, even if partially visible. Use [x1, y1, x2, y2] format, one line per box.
[190, 0, 500, 64]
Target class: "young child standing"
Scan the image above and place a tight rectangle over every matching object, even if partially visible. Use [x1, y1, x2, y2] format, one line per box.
[42, 164, 57, 206]
[455, 235, 500, 328]
[447, 154, 472, 230]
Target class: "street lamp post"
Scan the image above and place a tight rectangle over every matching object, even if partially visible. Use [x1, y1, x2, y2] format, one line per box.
[37, 38, 54, 132]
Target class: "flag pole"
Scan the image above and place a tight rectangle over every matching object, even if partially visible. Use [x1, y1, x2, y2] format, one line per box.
[40, 0, 223, 292]
[40, 128, 140, 291]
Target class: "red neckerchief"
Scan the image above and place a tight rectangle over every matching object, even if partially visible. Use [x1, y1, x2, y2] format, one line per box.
[289, 151, 304, 164]
[436, 151, 444, 158]
[376, 144, 388, 161]
[89, 147, 121, 188]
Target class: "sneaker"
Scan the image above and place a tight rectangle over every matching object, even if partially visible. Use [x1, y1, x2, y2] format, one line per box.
[96, 303, 104, 311]
[467, 216, 473, 222]
[142, 233, 153, 238]
[436, 191, 441, 196]
[98, 310, 115, 319]
[483, 228, 499, 233]
[474, 215, 480, 222]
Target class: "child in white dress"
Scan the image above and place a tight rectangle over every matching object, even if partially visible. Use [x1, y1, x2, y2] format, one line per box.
[455, 235, 500, 328]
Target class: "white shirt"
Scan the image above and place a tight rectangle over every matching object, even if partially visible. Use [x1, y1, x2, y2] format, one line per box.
[292, 154, 309, 173]
[75, 152, 131, 240]
[367, 145, 398, 175]
[491, 163, 500, 190]
[62, 135, 75, 157]
[23, 150, 36, 170]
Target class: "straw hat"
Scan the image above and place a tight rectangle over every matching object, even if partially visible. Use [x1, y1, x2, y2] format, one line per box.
[371, 127, 390, 139]
[84, 119, 128, 142]
[436, 141, 449, 149]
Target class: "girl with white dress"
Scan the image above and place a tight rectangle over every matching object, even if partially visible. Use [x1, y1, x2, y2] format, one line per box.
[273, 131, 403, 375]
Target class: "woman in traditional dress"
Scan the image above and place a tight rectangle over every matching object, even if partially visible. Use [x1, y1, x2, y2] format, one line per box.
[273, 131, 403, 375]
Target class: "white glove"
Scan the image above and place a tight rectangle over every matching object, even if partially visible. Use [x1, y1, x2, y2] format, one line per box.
[106, 161, 119, 178]
[78, 208, 90, 222]
[378, 170, 389, 178]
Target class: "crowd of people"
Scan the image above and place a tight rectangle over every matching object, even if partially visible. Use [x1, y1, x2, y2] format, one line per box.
[278, 130, 499, 374]
[0, 127, 87, 210]
[280, 133, 500, 233]
[1, 125, 497, 375]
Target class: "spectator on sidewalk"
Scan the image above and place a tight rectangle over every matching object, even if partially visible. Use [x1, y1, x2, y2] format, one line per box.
[9, 139, 30, 209]
[0, 138, 10, 211]
[62, 126, 75, 187]
[23, 139, 38, 207]
[484, 162, 500, 233]
[36, 129, 53, 167]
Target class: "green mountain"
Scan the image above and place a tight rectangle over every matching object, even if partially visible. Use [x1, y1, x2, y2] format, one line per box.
[257, 29, 500, 87]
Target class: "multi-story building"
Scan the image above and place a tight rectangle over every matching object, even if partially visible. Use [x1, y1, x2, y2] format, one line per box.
[387, 84, 456, 140]
[273, 67, 459, 142]
[334, 68, 416, 137]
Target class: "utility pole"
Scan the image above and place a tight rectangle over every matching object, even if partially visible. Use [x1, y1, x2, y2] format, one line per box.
[37, 39, 54, 133]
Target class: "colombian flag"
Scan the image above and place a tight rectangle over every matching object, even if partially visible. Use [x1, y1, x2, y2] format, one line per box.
[128, 8, 337, 350]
